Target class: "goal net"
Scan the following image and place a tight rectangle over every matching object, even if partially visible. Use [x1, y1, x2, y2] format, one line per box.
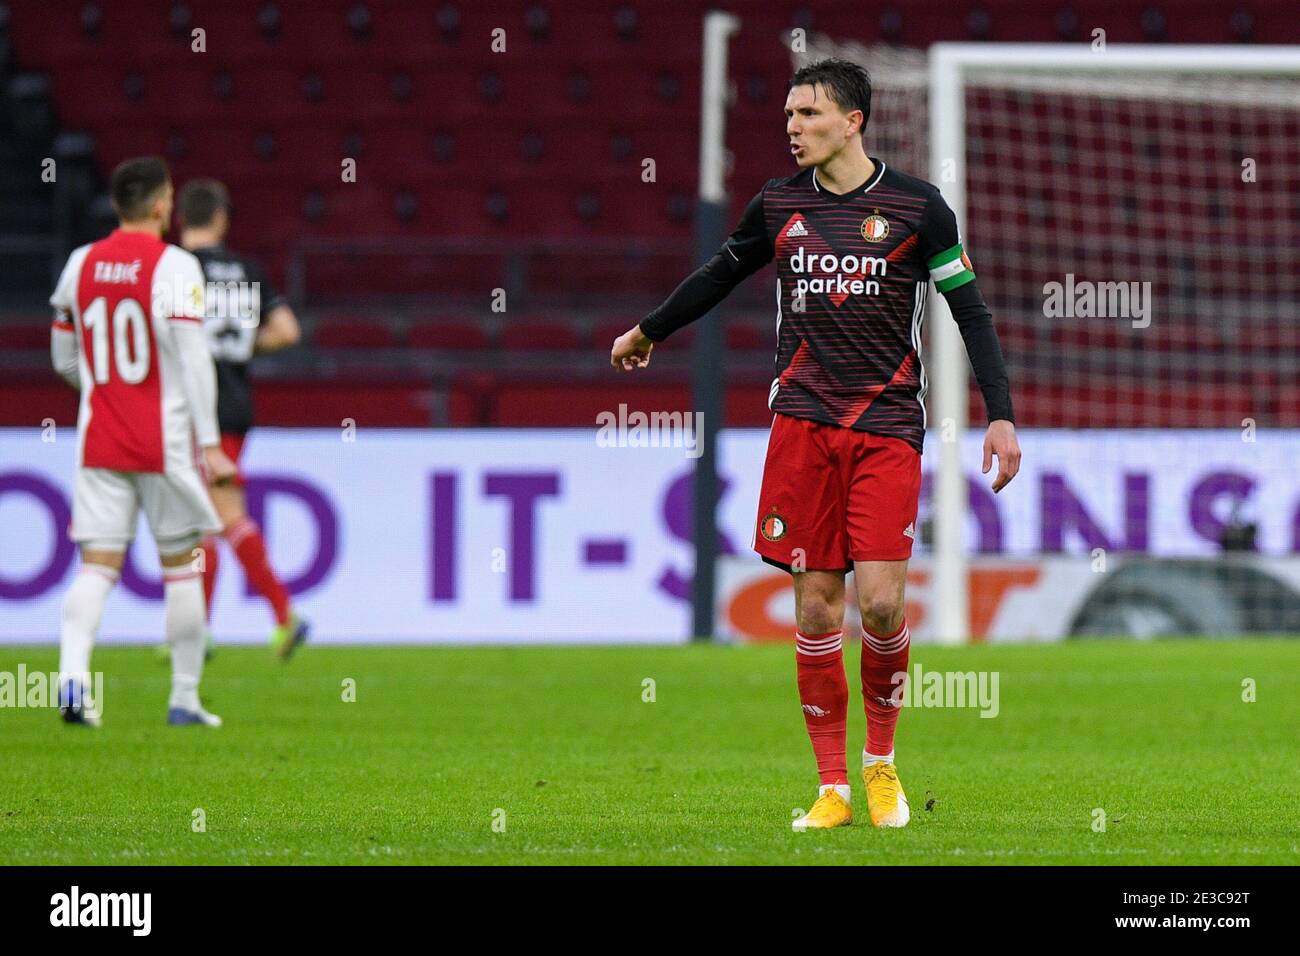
[792, 38, 1300, 642]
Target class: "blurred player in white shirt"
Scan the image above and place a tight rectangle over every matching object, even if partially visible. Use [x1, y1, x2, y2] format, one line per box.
[49, 156, 236, 727]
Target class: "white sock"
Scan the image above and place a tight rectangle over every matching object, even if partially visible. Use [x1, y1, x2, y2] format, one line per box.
[864, 750, 895, 767]
[819, 784, 852, 804]
[164, 569, 207, 711]
[59, 564, 118, 689]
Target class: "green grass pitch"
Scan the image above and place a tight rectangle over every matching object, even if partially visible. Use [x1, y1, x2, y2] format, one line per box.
[1, 640, 1296, 865]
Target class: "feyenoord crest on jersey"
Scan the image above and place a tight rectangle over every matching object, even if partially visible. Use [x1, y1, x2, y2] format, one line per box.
[861, 213, 889, 242]
[632, 159, 1013, 453]
[760, 510, 788, 542]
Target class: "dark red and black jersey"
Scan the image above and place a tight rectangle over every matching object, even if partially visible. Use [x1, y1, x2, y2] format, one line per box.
[191, 244, 286, 436]
[640, 159, 1013, 452]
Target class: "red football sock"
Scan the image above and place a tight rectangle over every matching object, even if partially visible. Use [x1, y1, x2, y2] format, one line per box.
[200, 536, 219, 622]
[225, 517, 291, 627]
[861, 618, 911, 758]
[795, 630, 849, 786]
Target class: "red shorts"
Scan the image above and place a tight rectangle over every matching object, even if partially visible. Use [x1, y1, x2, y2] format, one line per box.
[752, 414, 921, 571]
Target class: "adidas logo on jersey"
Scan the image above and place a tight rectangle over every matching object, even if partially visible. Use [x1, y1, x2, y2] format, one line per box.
[787, 219, 808, 237]
[903, 522, 915, 540]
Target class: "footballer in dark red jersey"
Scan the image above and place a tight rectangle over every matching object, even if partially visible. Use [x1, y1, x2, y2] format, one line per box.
[610, 59, 1021, 830]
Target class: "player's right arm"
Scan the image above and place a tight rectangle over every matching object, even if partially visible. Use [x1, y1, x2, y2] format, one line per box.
[50, 315, 81, 390]
[611, 185, 774, 371]
[162, 248, 237, 484]
[48, 247, 90, 390]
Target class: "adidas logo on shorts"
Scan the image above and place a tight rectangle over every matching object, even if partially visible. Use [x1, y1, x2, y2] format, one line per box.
[903, 521, 915, 540]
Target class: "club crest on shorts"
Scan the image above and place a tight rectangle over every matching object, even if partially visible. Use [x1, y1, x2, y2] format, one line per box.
[861, 213, 889, 242]
[760, 510, 788, 542]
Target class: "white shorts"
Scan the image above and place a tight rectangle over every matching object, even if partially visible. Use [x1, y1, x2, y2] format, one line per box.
[70, 466, 221, 552]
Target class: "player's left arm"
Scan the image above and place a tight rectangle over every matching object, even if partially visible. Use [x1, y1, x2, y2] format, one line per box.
[255, 305, 300, 353]
[251, 265, 300, 353]
[920, 190, 1021, 493]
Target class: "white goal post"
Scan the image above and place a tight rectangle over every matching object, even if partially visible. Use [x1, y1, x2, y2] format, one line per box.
[927, 44, 1300, 643]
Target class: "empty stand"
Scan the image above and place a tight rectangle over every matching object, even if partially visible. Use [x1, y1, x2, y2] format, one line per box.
[4, 1, 1288, 429]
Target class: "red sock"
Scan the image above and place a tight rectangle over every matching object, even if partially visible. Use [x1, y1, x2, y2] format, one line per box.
[861, 618, 911, 758]
[200, 536, 219, 622]
[225, 517, 291, 627]
[795, 630, 848, 786]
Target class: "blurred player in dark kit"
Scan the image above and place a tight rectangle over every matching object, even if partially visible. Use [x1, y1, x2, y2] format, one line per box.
[178, 178, 309, 659]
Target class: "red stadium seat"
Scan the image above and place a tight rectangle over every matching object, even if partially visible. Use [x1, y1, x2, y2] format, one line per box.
[505, 321, 583, 351]
[726, 323, 769, 351]
[407, 321, 491, 350]
[1277, 386, 1300, 427]
[1006, 381, 1268, 429]
[311, 317, 396, 349]
[0, 374, 78, 426]
[9, 0, 1260, 259]
[493, 382, 692, 426]
[488, 380, 773, 427]
[2, 321, 54, 351]
[442, 371, 497, 426]
[1048, 324, 1139, 352]
[253, 377, 431, 427]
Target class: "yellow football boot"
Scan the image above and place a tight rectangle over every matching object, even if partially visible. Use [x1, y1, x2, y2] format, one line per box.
[863, 761, 910, 828]
[791, 788, 853, 831]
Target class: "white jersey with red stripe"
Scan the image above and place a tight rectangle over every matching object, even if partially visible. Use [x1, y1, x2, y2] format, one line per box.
[50, 229, 211, 474]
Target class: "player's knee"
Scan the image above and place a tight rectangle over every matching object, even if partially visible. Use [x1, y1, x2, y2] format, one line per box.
[157, 531, 203, 567]
[797, 594, 843, 635]
[859, 595, 904, 635]
[79, 544, 126, 574]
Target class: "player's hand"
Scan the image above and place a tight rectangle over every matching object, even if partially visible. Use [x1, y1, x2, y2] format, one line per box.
[982, 420, 1021, 493]
[203, 446, 238, 487]
[610, 325, 654, 371]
